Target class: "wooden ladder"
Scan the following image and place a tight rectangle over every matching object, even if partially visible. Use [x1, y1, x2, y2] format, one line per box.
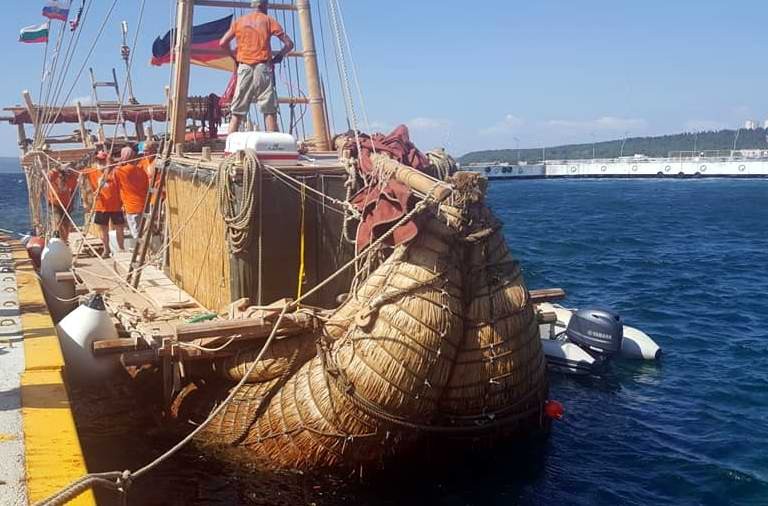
[89, 67, 129, 142]
[126, 159, 168, 288]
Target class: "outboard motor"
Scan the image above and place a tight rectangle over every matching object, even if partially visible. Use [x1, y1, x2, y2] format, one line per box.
[565, 308, 623, 365]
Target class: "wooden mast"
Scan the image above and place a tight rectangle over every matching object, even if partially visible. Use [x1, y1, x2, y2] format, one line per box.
[296, 0, 330, 150]
[170, 0, 194, 150]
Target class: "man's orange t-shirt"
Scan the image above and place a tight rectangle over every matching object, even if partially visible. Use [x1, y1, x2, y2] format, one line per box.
[115, 163, 149, 214]
[234, 12, 284, 65]
[48, 169, 79, 209]
[85, 166, 122, 213]
[138, 157, 155, 178]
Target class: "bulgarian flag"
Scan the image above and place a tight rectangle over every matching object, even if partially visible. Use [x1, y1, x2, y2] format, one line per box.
[42, 1, 71, 22]
[19, 23, 50, 44]
[151, 15, 235, 72]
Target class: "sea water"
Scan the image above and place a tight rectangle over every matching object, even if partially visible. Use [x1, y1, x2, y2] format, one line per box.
[1, 171, 766, 505]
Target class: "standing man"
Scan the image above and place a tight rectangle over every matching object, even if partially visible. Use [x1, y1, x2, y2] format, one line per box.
[114, 146, 149, 241]
[84, 151, 125, 257]
[47, 164, 79, 242]
[219, 0, 294, 134]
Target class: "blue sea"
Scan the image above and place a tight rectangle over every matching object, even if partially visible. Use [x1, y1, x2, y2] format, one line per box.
[1, 171, 766, 505]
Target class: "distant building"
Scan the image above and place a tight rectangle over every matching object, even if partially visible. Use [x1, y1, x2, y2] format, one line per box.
[744, 120, 758, 130]
[763, 119, 768, 129]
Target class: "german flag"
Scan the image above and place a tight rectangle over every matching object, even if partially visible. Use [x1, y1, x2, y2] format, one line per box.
[151, 15, 235, 72]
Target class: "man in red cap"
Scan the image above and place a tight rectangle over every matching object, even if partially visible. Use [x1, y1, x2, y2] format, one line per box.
[83, 150, 125, 257]
[219, 0, 294, 134]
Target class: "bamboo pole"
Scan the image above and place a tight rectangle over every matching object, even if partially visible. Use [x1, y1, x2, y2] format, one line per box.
[370, 153, 453, 202]
[296, 0, 330, 150]
[170, 0, 194, 147]
[75, 101, 91, 148]
[21, 91, 38, 141]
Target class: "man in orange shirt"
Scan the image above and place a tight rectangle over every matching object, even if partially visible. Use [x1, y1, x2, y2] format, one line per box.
[138, 141, 157, 178]
[84, 151, 124, 257]
[219, 0, 294, 134]
[114, 146, 149, 241]
[47, 164, 79, 242]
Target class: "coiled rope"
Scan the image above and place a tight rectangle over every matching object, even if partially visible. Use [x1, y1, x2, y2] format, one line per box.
[217, 150, 260, 255]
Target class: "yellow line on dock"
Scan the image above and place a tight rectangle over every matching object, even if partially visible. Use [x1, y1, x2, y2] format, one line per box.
[8, 237, 95, 506]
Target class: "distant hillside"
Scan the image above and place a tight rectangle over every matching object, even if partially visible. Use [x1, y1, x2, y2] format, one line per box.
[0, 157, 20, 173]
[460, 128, 768, 163]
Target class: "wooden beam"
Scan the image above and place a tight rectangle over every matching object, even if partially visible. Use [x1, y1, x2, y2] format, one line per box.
[93, 338, 141, 356]
[170, 0, 194, 146]
[175, 312, 315, 342]
[194, 0, 297, 11]
[75, 102, 90, 148]
[296, 0, 330, 150]
[529, 288, 567, 304]
[22, 90, 38, 139]
[370, 153, 453, 202]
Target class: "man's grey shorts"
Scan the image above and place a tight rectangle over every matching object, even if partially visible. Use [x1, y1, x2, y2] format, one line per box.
[231, 62, 278, 116]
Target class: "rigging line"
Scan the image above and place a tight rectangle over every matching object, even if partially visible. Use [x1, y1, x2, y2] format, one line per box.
[314, 0, 336, 136]
[35, 39, 51, 144]
[39, 2, 91, 138]
[106, 0, 147, 156]
[35, 20, 69, 145]
[42, 0, 119, 138]
[262, 164, 357, 215]
[40, 0, 95, 140]
[334, 0, 371, 133]
[327, 0, 362, 156]
[289, 5, 307, 140]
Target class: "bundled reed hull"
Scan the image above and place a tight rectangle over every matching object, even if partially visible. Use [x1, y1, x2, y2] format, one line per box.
[187, 196, 549, 470]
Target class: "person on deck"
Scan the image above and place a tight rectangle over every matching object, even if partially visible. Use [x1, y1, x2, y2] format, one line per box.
[219, 0, 294, 134]
[84, 151, 124, 257]
[47, 164, 79, 242]
[138, 141, 157, 178]
[115, 146, 149, 241]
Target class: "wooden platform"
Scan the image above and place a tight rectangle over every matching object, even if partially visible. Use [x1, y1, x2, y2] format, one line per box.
[69, 233, 206, 342]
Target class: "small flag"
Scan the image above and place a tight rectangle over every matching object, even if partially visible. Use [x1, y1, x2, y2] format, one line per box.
[42, 0, 71, 22]
[70, 1, 85, 32]
[19, 23, 50, 44]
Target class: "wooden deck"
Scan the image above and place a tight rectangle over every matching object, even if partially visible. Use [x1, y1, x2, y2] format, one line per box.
[69, 233, 206, 342]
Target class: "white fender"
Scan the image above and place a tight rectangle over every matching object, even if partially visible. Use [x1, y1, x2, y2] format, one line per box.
[56, 294, 120, 383]
[40, 238, 75, 323]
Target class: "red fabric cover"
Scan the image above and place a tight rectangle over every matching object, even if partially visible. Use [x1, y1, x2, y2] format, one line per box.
[343, 125, 430, 251]
[220, 71, 238, 108]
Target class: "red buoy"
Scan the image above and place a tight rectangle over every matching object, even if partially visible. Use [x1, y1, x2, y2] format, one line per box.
[26, 236, 45, 268]
[544, 400, 565, 421]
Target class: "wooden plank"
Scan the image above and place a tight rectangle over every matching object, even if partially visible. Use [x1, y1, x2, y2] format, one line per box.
[194, 0, 297, 11]
[92, 338, 141, 355]
[529, 288, 567, 304]
[175, 312, 315, 342]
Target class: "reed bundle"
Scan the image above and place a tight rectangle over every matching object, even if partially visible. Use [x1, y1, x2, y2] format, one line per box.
[187, 193, 548, 469]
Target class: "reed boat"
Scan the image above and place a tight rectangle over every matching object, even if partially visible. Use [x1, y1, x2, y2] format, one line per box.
[1, 1, 572, 500]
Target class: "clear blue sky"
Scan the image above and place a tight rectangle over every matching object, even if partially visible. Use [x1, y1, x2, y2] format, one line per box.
[2, 0, 767, 157]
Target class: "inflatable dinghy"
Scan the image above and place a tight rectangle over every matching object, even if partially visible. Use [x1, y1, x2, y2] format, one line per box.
[538, 302, 661, 375]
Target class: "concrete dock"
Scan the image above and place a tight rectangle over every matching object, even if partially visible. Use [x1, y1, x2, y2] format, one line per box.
[0, 235, 94, 506]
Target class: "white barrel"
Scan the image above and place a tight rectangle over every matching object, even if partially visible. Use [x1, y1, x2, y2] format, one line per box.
[56, 294, 120, 383]
[40, 238, 75, 323]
